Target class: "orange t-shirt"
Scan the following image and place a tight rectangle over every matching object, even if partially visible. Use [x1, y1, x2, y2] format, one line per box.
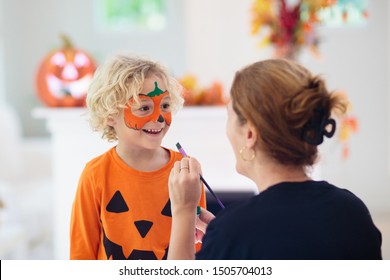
[70, 147, 206, 260]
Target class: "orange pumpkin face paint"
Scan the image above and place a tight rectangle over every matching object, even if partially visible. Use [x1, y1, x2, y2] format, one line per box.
[124, 82, 172, 130]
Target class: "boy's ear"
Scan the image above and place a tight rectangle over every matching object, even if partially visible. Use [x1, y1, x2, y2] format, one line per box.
[245, 121, 258, 149]
[107, 116, 116, 126]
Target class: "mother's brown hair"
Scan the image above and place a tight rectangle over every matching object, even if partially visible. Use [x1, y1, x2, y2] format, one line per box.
[230, 59, 347, 167]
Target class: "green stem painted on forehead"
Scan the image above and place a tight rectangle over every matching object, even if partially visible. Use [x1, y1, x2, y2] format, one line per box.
[147, 81, 165, 97]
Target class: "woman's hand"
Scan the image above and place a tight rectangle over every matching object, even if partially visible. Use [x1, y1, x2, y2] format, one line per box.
[168, 157, 203, 259]
[168, 157, 203, 214]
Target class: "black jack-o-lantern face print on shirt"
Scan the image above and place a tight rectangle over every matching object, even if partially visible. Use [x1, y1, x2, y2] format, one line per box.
[124, 81, 172, 130]
[102, 190, 173, 260]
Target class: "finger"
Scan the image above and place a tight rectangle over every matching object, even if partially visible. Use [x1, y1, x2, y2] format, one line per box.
[179, 158, 190, 171]
[195, 217, 208, 234]
[188, 157, 201, 175]
[168, 161, 180, 188]
[173, 161, 181, 174]
[181, 157, 189, 166]
[199, 208, 215, 224]
[195, 229, 204, 243]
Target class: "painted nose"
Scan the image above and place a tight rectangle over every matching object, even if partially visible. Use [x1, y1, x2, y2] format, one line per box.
[157, 115, 165, 123]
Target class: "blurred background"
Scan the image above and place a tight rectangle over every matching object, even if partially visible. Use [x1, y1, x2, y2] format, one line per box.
[0, 0, 389, 259]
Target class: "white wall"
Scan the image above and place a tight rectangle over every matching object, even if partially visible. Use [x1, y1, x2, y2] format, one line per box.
[184, 0, 269, 89]
[0, 0, 389, 214]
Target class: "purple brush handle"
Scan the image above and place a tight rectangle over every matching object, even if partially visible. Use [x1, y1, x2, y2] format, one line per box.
[176, 142, 225, 209]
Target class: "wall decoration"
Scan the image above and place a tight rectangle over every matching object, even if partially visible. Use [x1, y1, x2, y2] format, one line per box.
[35, 34, 97, 107]
[250, 0, 368, 60]
[179, 74, 227, 106]
[317, 0, 368, 26]
[95, 0, 166, 31]
[336, 91, 359, 159]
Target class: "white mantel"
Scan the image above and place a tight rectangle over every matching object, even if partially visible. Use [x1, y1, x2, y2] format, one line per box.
[33, 106, 256, 259]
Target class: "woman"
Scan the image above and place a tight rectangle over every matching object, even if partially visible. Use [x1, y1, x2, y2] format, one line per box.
[168, 59, 382, 260]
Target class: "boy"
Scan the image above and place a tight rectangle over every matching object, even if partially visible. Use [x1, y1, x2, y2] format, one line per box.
[70, 53, 206, 259]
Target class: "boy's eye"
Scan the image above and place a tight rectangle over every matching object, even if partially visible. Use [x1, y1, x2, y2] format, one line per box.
[139, 106, 150, 112]
[162, 103, 170, 110]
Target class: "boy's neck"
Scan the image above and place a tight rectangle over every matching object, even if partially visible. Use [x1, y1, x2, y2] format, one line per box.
[115, 145, 170, 172]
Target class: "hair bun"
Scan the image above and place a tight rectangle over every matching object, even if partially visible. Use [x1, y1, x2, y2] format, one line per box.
[307, 77, 324, 92]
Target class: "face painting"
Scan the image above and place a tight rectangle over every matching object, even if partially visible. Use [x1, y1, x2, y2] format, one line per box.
[124, 81, 172, 130]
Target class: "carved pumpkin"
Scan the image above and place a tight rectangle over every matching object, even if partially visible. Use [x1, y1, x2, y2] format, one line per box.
[35, 34, 96, 107]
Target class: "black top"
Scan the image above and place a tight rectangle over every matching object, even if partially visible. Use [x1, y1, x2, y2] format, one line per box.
[196, 181, 382, 260]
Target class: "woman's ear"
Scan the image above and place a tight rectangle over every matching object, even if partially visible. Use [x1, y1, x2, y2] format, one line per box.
[245, 121, 258, 149]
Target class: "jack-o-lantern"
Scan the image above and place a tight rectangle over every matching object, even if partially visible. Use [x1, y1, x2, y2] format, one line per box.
[35, 34, 97, 107]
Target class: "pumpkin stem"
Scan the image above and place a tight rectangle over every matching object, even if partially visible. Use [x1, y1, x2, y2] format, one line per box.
[60, 34, 74, 49]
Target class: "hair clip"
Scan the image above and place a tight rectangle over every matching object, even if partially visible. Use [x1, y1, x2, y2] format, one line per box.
[302, 117, 336, 145]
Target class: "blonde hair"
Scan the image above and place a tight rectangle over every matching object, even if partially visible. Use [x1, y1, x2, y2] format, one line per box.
[86, 53, 184, 141]
[231, 59, 348, 167]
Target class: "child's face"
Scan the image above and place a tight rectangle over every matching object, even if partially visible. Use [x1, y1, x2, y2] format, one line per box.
[124, 77, 172, 130]
[111, 75, 171, 150]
